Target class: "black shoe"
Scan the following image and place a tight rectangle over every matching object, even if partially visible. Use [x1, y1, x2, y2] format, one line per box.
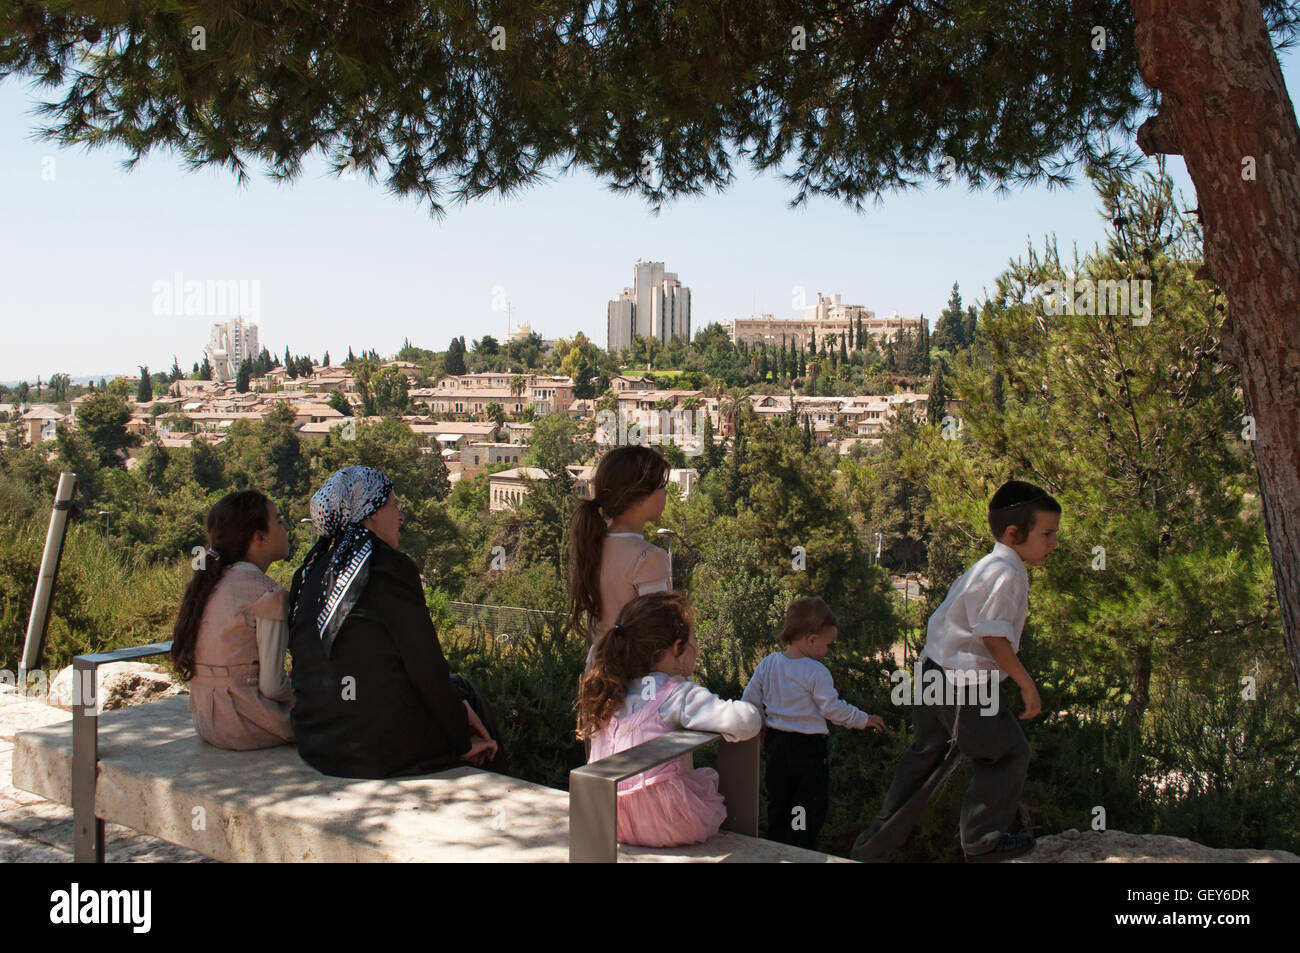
[965, 831, 1036, 863]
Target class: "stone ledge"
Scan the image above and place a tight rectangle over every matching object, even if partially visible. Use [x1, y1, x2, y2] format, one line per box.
[14, 695, 845, 863]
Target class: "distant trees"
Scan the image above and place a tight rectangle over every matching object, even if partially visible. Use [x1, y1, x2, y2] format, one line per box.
[932, 283, 968, 354]
[224, 403, 305, 500]
[369, 365, 410, 415]
[75, 391, 133, 467]
[235, 360, 251, 393]
[47, 373, 71, 402]
[560, 332, 601, 399]
[326, 390, 352, 417]
[136, 365, 153, 403]
[926, 359, 951, 427]
[445, 336, 467, 375]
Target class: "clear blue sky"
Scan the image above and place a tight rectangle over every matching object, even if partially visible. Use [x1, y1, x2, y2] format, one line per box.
[2, 50, 1297, 383]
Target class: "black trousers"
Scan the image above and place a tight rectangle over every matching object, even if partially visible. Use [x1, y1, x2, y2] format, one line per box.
[850, 657, 1029, 861]
[764, 728, 830, 851]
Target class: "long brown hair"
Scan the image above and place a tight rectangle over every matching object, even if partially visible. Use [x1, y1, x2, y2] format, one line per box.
[576, 590, 693, 740]
[171, 489, 272, 680]
[567, 445, 670, 638]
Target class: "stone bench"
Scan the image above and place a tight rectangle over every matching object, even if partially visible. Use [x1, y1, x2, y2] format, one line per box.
[14, 685, 846, 863]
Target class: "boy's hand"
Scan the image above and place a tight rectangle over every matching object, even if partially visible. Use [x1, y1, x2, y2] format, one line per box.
[864, 714, 886, 732]
[1020, 683, 1042, 720]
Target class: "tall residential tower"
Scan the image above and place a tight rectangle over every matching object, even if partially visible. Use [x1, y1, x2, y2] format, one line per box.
[607, 260, 691, 353]
[206, 316, 259, 381]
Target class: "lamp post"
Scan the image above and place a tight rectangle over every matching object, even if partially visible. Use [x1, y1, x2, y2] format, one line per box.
[97, 510, 109, 547]
[300, 517, 317, 542]
[655, 528, 676, 583]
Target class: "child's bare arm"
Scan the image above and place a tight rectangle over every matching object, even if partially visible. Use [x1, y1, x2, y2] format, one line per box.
[980, 636, 1041, 719]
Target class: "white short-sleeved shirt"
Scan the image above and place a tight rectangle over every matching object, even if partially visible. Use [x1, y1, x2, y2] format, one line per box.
[742, 652, 872, 734]
[921, 541, 1029, 683]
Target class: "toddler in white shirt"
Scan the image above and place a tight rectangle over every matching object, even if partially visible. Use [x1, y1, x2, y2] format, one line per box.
[743, 596, 885, 850]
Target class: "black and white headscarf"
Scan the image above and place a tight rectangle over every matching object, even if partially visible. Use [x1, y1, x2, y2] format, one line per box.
[289, 466, 394, 657]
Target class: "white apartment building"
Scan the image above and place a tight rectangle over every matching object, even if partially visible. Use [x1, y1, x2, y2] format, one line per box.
[206, 316, 259, 382]
[722, 294, 922, 351]
[607, 260, 692, 352]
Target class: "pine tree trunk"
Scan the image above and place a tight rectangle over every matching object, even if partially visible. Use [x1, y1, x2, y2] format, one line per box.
[1126, 644, 1153, 722]
[1132, 0, 1300, 696]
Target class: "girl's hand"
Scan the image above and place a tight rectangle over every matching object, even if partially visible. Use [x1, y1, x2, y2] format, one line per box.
[865, 714, 887, 732]
[460, 735, 498, 767]
[461, 700, 497, 765]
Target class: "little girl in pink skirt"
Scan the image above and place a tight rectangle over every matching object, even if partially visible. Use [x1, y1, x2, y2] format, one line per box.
[578, 591, 760, 847]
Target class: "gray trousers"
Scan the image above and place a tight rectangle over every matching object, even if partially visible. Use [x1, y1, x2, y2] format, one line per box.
[851, 658, 1030, 861]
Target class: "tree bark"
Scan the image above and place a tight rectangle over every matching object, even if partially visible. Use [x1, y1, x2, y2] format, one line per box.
[1132, 0, 1300, 696]
[1126, 643, 1153, 722]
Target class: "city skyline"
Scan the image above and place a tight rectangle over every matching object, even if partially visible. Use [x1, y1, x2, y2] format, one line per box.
[3, 46, 1298, 383]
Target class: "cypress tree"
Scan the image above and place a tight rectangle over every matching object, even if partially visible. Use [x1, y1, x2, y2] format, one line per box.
[927, 358, 951, 426]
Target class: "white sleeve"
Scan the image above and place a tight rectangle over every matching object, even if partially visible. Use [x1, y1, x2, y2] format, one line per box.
[661, 680, 761, 742]
[811, 665, 870, 730]
[255, 616, 294, 702]
[969, 570, 1027, 641]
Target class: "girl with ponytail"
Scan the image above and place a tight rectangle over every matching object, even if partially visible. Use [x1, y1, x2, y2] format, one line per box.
[576, 591, 761, 847]
[568, 445, 673, 665]
[172, 489, 295, 750]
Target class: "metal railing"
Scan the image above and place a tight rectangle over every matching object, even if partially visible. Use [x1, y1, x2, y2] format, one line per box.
[72, 641, 173, 863]
[568, 731, 759, 862]
[448, 600, 559, 641]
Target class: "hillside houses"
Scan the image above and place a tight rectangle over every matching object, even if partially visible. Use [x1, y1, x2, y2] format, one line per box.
[746, 392, 931, 445]
[6, 357, 947, 477]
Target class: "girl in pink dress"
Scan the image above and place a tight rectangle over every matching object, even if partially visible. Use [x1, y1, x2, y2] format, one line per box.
[577, 591, 761, 847]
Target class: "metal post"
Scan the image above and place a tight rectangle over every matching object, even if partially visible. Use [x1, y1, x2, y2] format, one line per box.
[70, 642, 173, 864]
[570, 730, 758, 862]
[19, 471, 77, 687]
[715, 736, 759, 836]
[72, 656, 103, 863]
[569, 769, 619, 864]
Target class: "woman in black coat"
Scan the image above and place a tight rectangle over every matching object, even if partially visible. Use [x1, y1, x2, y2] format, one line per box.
[288, 466, 501, 778]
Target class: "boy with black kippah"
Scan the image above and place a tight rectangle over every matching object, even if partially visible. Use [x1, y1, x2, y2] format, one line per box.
[852, 480, 1060, 862]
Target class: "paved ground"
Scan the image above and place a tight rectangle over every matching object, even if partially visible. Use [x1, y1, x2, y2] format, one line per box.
[0, 686, 212, 863]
